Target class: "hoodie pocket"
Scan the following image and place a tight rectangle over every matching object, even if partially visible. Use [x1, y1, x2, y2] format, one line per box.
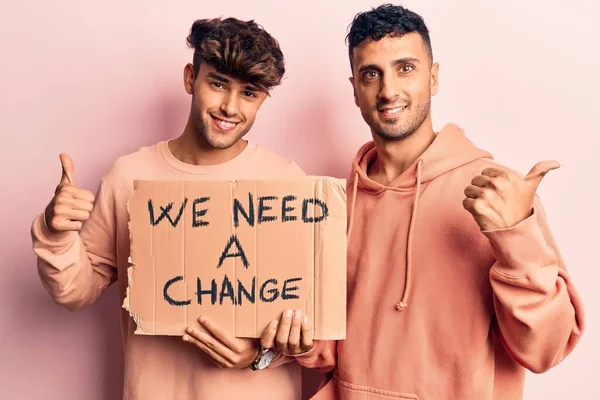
[337, 377, 419, 399]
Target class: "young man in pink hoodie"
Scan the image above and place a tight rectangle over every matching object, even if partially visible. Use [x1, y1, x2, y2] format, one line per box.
[283, 4, 585, 399]
[31, 17, 307, 400]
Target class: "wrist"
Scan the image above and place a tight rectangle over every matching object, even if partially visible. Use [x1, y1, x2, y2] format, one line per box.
[37, 211, 72, 242]
[245, 340, 261, 367]
[249, 342, 275, 371]
[253, 339, 261, 358]
[43, 208, 54, 232]
[43, 205, 61, 235]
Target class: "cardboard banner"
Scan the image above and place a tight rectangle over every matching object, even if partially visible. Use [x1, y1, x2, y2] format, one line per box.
[123, 177, 347, 340]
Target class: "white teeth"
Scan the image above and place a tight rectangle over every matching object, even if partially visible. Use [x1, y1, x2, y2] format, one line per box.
[382, 107, 405, 115]
[217, 119, 236, 129]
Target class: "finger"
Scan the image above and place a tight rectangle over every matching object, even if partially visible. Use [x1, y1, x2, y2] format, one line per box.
[70, 188, 95, 203]
[276, 309, 293, 354]
[59, 153, 75, 185]
[182, 333, 229, 368]
[260, 320, 279, 349]
[470, 175, 494, 188]
[198, 316, 239, 352]
[58, 186, 95, 203]
[462, 197, 492, 219]
[56, 197, 94, 213]
[300, 315, 314, 352]
[49, 219, 83, 232]
[462, 197, 477, 214]
[184, 327, 237, 365]
[287, 310, 303, 354]
[53, 205, 91, 222]
[463, 185, 483, 199]
[525, 160, 560, 188]
[481, 167, 508, 179]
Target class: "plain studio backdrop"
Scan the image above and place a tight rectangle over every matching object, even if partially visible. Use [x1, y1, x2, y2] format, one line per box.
[1, 0, 598, 399]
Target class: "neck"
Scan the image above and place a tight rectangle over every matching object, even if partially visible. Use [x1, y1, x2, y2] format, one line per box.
[169, 116, 247, 166]
[369, 117, 436, 185]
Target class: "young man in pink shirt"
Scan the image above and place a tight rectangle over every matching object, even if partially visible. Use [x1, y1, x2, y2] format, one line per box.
[31, 17, 307, 400]
[274, 4, 585, 399]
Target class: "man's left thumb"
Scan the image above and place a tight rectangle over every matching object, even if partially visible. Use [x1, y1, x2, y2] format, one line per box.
[525, 160, 560, 188]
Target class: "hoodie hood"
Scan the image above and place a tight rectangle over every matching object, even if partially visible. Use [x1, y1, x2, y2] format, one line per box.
[346, 123, 493, 311]
[350, 123, 493, 194]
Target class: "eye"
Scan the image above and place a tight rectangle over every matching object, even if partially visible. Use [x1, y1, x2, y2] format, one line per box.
[400, 64, 414, 73]
[211, 82, 224, 89]
[363, 70, 380, 80]
[243, 91, 257, 98]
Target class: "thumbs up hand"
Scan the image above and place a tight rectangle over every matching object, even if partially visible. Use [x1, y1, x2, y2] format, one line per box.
[44, 153, 96, 234]
[462, 161, 560, 231]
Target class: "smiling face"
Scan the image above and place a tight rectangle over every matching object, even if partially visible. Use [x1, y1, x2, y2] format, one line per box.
[184, 62, 267, 150]
[350, 33, 439, 142]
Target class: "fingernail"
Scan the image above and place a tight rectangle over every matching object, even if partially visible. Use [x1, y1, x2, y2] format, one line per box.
[294, 310, 302, 319]
[186, 327, 193, 334]
[182, 335, 189, 342]
[271, 320, 278, 328]
[198, 316, 205, 323]
[284, 309, 293, 318]
[303, 316, 309, 324]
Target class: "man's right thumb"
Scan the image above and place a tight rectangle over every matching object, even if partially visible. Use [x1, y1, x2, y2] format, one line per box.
[59, 153, 74, 185]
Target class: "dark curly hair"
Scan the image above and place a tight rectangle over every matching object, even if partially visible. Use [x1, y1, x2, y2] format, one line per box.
[346, 4, 433, 69]
[186, 17, 285, 93]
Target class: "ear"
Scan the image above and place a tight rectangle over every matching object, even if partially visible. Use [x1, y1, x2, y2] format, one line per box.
[430, 62, 439, 96]
[349, 76, 359, 107]
[184, 63, 195, 95]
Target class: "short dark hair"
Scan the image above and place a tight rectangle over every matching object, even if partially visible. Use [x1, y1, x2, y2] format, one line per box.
[346, 4, 433, 69]
[186, 17, 285, 93]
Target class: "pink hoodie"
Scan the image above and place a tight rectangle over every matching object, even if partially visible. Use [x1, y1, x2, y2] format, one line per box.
[299, 123, 584, 400]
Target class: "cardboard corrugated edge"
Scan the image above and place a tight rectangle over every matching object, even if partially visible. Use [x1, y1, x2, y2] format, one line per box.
[314, 176, 347, 340]
[122, 180, 149, 335]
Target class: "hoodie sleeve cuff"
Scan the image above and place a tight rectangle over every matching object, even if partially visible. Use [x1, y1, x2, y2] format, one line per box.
[32, 213, 76, 248]
[482, 207, 556, 277]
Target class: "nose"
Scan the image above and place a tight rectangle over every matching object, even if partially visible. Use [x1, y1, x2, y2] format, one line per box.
[378, 74, 399, 104]
[220, 93, 239, 118]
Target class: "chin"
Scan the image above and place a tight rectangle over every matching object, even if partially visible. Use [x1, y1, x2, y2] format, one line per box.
[205, 137, 239, 150]
[374, 125, 415, 142]
[194, 122, 238, 149]
[205, 131, 245, 149]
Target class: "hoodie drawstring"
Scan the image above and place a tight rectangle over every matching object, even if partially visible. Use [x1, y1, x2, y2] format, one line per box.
[395, 159, 423, 312]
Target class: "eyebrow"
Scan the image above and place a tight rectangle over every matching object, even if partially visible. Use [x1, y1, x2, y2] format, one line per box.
[392, 57, 420, 66]
[242, 84, 261, 92]
[358, 57, 421, 74]
[207, 72, 261, 92]
[207, 72, 230, 83]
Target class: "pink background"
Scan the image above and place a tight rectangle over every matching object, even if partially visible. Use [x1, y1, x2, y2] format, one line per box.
[1, 0, 598, 398]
